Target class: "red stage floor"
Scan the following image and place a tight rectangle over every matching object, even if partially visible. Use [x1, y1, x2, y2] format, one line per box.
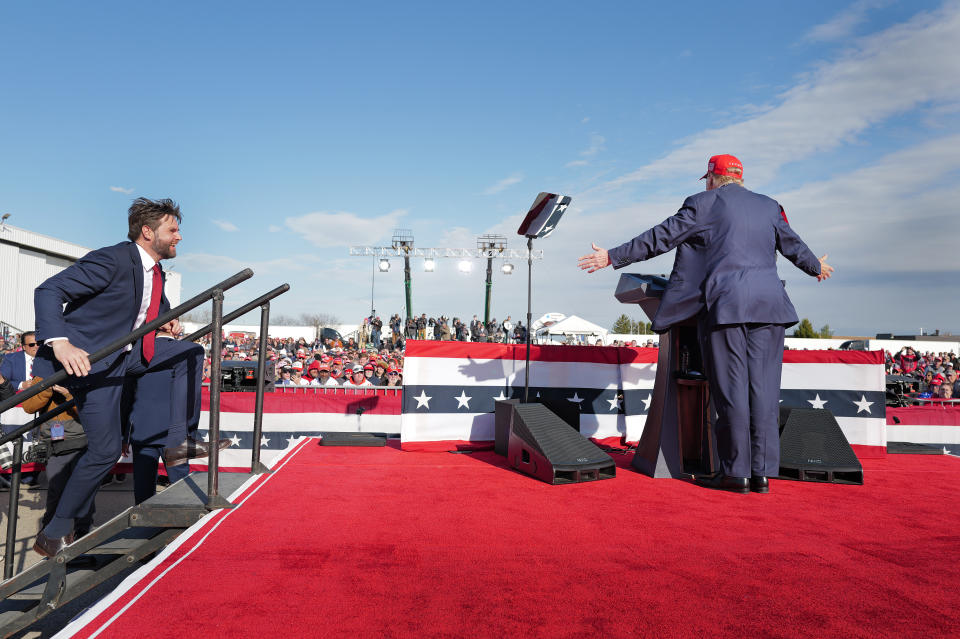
[62, 441, 960, 638]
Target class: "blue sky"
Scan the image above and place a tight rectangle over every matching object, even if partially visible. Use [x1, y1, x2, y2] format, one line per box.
[2, 1, 959, 336]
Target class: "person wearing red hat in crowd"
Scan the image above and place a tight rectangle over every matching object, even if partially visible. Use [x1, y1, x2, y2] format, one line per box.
[383, 366, 402, 387]
[305, 360, 323, 386]
[330, 358, 345, 382]
[373, 361, 387, 381]
[346, 364, 373, 387]
[362, 362, 380, 385]
[311, 362, 337, 387]
[579, 153, 834, 495]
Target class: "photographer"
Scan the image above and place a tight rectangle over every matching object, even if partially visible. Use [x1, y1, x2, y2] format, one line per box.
[20, 377, 95, 539]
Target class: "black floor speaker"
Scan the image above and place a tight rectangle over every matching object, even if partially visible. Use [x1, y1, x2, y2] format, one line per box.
[319, 432, 386, 447]
[778, 407, 863, 484]
[500, 402, 615, 484]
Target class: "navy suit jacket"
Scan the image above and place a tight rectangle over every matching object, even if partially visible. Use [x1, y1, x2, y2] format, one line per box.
[607, 184, 821, 333]
[34, 241, 170, 370]
[0, 350, 29, 390]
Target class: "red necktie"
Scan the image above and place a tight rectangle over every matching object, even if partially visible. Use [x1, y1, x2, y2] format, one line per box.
[142, 265, 162, 363]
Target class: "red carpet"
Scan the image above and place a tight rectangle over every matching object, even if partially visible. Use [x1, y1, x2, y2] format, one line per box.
[67, 442, 960, 638]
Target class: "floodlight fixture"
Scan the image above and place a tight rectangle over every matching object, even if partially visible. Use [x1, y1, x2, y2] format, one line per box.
[424, 258, 435, 272]
[501, 263, 514, 275]
[378, 258, 391, 272]
[477, 233, 508, 253]
[392, 228, 415, 251]
[458, 260, 472, 273]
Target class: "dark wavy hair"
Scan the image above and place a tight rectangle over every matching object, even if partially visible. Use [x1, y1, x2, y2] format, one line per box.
[127, 198, 182, 242]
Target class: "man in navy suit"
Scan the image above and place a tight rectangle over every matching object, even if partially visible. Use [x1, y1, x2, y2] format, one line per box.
[579, 154, 834, 494]
[122, 333, 196, 504]
[31, 198, 228, 556]
[0, 332, 39, 393]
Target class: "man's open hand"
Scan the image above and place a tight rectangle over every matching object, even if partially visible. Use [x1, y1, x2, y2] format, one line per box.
[52, 340, 91, 377]
[578, 243, 611, 273]
[817, 254, 834, 282]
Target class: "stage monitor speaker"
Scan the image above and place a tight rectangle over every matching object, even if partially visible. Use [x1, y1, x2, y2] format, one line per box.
[494, 399, 519, 456]
[220, 360, 275, 392]
[319, 432, 386, 447]
[778, 407, 863, 485]
[507, 403, 616, 484]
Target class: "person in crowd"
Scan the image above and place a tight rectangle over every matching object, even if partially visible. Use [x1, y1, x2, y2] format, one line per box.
[345, 364, 373, 387]
[370, 316, 382, 349]
[416, 314, 428, 340]
[330, 358, 345, 382]
[289, 364, 309, 387]
[0, 332, 39, 392]
[502, 316, 513, 344]
[0, 331, 44, 485]
[19, 377, 95, 536]
[276, 367, 296, 387]
[314, 363, 338, 387]
[513, 321, 526, 344]
[384, 366, 402, 387]
[364, 363, 381, 386]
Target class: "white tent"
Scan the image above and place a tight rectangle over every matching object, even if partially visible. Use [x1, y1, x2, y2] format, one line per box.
[539, 315, 608, 345]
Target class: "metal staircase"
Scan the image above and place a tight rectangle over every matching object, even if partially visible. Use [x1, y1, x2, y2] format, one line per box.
[0, 270, 288, 637]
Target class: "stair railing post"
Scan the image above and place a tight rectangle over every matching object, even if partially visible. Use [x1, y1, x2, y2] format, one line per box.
[3, 436, 24, 579]
[250, 301, 272, 474]
[205, 290, 233, 509]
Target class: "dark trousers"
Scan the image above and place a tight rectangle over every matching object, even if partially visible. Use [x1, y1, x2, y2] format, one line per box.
[35, 337, 203, 533]
[132, 445, 189, 504]
[699, 322, 785, 478]
[42, 450, 94, 534]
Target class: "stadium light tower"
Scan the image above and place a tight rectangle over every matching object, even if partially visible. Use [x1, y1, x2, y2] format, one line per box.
[392, 229, 415, 321]
[477, 234, 508, 327]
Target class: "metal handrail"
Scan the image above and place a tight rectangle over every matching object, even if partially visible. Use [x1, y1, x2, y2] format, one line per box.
[0, 269, 253, 418]
[0, 268, 252, 578]
[181, 284, 289, 343]
[179, 284, 290, 475]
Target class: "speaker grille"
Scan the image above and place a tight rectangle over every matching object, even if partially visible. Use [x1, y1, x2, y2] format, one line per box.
[512, 404, 610, 466]
[779, 409, 859, 468]
[778, 408, 863, 484]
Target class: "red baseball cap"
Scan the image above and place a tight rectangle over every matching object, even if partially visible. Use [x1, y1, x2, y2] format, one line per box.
[700, 154, 744, 180]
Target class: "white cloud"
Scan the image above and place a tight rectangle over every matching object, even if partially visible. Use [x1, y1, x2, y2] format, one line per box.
[212, 219, 239, 232]
[804, 0, 893, 42]
[566, 134, 606, 168]
[581, 116, 591, 124]
[482, 173, 524, 195]
[286, 208, 407, 247]
[605, 3, 960, 187]
[772, 133, 960, 272]
[176, 251, 324, 274]
[109, 186, 134, 194]
[268, 225, 282, 232]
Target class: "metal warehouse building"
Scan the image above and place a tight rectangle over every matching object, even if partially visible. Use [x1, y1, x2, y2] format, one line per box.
[1, 223, 181, 338]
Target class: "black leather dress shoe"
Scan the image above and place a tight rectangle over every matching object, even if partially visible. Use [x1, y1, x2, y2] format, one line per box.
[163, 437, 232, 468]
[33, 531, 75, 558]
[750, 476, 769, 493]
[694, 473, 750, 494]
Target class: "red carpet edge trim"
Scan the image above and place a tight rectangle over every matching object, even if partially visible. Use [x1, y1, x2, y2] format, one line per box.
[53, 438, 315, 639]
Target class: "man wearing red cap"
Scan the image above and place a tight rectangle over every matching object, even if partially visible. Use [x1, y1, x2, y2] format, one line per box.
[579, 154, 834, 494]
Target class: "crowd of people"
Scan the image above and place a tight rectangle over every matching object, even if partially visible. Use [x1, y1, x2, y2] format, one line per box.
[887, 347, 960, 401]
